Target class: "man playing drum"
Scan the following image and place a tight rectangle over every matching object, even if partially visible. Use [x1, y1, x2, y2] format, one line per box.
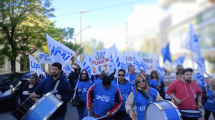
[32, 62, 72, 120]
[167, 68, 203, 120]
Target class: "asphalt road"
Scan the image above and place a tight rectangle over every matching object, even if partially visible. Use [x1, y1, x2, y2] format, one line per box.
[0, 102, 213, 120]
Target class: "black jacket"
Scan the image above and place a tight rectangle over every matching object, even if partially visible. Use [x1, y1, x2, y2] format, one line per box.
[34, 75, 72, 117]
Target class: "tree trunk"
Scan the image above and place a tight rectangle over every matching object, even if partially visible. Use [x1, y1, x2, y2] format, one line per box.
[24, 59, 27, 71]
[11, 60, 16, 73]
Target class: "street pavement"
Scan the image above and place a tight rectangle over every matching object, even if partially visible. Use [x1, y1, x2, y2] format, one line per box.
[0, 102, 213, 120]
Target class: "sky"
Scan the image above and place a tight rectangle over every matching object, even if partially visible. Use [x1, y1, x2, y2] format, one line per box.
[49, 0, 158, 50]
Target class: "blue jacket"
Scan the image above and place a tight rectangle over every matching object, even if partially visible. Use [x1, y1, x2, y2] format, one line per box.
[112, 79, 133, 111]
[34, 75, 72, 117]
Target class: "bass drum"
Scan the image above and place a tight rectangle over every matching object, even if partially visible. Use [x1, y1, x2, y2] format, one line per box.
[145, 100, 181, 120]
[11, 94, 38, 120]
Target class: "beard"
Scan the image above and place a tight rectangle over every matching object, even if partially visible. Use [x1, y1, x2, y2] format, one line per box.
[185, 79, 191, 83]
[52, 72, 60, 77]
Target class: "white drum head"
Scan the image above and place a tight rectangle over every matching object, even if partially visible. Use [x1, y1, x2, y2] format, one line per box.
[180, 110, 201, 113]
[82, 116, 97, 120]
[145, 103, 165, 120]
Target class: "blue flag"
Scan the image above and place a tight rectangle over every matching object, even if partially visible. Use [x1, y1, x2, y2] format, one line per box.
[161, 43, 172, 63]
[173, 54, 186, 66]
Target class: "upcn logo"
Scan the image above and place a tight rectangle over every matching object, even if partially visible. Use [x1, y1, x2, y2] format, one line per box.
[96, 95, 110, 102]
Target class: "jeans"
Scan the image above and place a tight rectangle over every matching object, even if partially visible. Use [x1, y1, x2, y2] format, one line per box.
[204, 110, 215, 120]
[114, 111, 131, 120]
[76, 104, 88, 120]
[50, 115, 65, 120]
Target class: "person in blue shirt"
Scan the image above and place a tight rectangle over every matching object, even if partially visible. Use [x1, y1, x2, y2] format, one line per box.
[112, 69, 132, 120]
[74, 69, 92, 120]
[202, 78, 215, 120]
[32, 62, 72, 120]
[148, 70, 165, 99]
[87, 76, 123, 120]
[125, 74, 163, 120]
[140, 70, 149, 82]
[128, 65, 136, 87]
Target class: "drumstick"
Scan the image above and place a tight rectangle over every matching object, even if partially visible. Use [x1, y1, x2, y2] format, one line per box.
[97, 116, 106, 120]
[132, 114, 135, 120]
[181, 95, 189, 102]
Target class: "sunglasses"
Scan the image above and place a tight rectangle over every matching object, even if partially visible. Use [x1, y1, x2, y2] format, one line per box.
[137, 80, 145, 83]
[81, 73, 87, 75]
[118, 74, 125, 77]
[178, 69, 182, 71]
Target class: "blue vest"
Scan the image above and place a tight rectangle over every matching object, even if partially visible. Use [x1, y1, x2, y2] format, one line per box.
[204, 88, 215, 113]
[148, 79, 158, 89]
[93, 82, 118, 117]
[112, 80, 133, 111]
[132, 87, 157, 120]
[129, 73, 136, 87]
[76, 80, 92, 104]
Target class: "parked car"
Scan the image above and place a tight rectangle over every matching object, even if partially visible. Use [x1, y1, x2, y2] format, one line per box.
[0, 72, 31, 110]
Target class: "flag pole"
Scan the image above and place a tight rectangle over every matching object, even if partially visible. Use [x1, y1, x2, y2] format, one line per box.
[191, 52, 195, 74]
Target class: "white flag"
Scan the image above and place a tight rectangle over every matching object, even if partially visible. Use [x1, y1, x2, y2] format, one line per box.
[82, 52, 92, 76]
[113, 45, 129, 80]
[46, 34, 75, 68]
[63, 63, 74, 76]
[38, 51, 52, 64]
[153, 59, 165, 77]
[108, 46, 116, 73]
[76, 58, 81, 66]
[181, 24, 201, 57]
[196, 65, 206, 86]
[133, 52, 148, 73]
[29, 54, 46, 77]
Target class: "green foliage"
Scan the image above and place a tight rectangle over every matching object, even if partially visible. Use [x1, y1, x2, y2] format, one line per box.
[62, 41, 84, 56]
[207, 56, 215, 63]
[0, 0, 75, 72]
[82, 39, 104, 55]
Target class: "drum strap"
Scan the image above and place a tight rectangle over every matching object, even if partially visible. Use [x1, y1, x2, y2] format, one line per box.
[138, 90, 152, 100]
[52, 80, 60, 94]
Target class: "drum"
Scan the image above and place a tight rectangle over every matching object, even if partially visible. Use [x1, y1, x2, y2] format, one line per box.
[82, 116, 97, 120]
[11, 94, 38, 120]
[22, 92, 63, 120]
[180, 109, 202, 118]
[145, 100, 181, 120]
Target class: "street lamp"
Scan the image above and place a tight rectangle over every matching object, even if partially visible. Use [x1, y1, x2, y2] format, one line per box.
[79, 10, 88, 45]
[74, 26, 91, 45]
[79, 10, 88, 62]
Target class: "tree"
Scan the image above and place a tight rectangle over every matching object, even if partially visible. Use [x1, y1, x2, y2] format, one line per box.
[139, 37, 159, 54]
[82, 39, 104, 55]
[0, 0, 67, 72]
[62, 41, 84, 64]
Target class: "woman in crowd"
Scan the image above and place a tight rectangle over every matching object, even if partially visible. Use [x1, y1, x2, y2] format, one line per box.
[202, 78, 215, 120]
[125, 74, 163, 120]
[148, 70, 165, 99]
[74, 69, 92, 120]
[11, 74, 39, 102]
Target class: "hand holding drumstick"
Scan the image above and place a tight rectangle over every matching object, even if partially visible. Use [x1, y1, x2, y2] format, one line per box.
[175, 95, 189, 105]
